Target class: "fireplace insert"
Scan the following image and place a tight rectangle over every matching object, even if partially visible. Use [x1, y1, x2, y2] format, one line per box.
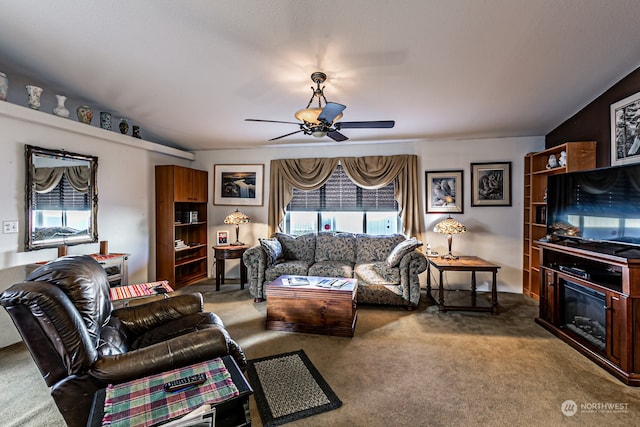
[560, 280, 606, 352]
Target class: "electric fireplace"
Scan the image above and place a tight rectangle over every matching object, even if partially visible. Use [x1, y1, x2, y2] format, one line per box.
[560, 280, 606, 352]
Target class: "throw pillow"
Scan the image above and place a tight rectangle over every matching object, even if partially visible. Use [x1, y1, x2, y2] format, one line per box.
[259, 238, 284, 267]
[386, 238, 423, 267]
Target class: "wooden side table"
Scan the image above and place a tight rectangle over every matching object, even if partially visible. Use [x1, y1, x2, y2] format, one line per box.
[426, 255, 501, 314]
[213, 245, 249, 291]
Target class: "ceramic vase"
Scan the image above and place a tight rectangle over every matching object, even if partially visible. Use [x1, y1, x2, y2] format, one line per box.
[76, 105, 93, 124]
[26, 85, 43, 110]
[52, 95, 70, 118]
[0, 72, 8, 101]
[100, 112, 112, 130]
[119, 118, 129, 134]
[132, 125, 141, 139]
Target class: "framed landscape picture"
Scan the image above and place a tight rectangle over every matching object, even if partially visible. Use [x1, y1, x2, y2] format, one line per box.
[470, 162, 511, 207]
[213, 164, 264, 206]
[611, 90, 640, 166]
[425, 170, 463, 213]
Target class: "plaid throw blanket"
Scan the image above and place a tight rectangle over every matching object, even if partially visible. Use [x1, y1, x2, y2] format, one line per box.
[102, 358, 239, 426]
[109, 281, 174, 301]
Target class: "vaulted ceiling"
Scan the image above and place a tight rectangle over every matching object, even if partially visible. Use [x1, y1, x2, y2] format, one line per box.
[1, 0, 639, 151]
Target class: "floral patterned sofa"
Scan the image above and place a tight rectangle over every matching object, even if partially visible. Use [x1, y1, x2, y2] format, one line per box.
[243, 232, 427, 309]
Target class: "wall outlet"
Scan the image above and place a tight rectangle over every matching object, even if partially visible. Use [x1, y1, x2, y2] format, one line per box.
[3, 221, 18, 234]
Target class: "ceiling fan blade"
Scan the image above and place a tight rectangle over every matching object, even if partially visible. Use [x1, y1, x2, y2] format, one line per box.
[317, 102, 346, 124]
[268, 129, 305, 141]
[337, 120, 395, 129]
[327, 130, 349, 142]
[245, 118, 300, 125]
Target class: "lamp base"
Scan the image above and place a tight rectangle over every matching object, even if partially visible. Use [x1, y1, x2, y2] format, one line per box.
[441, 252, 459, 260]
[231, 241, 244, 246]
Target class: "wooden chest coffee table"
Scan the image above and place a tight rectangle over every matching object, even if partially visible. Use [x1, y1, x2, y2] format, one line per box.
[265, 275, 358, 337]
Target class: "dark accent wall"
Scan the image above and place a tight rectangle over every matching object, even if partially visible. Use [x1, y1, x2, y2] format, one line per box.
[546, 67, 640, 168]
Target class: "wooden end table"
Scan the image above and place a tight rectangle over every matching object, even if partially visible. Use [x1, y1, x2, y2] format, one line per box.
[426, 255, 500, 314]
[213, 245, 249, 291]
[265, 275, 358, 337]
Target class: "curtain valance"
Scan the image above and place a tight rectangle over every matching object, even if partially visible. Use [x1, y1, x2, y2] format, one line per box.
[33, 166, 90, 193]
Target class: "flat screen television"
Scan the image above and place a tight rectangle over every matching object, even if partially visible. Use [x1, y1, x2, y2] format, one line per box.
[546, 163, 640, 246]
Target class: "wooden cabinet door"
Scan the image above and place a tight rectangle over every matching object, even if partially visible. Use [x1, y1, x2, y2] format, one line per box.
[541, 268, 556, 324]
[190, 169, 207, 202]
[606, 292, 626, 368]
[173, 166, 208, 202]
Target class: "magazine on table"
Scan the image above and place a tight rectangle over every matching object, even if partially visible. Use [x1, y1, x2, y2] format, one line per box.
[157, 405, 215, 427]
[316, 278, 349, 288]
[284, 276, 310, 286]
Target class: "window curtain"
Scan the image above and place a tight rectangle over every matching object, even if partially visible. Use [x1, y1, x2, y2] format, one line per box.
[268, 155, 424, 239]
[33, 166, 90, 193]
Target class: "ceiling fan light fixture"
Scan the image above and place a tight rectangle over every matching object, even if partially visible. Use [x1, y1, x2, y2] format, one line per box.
[294, 107, 342, 125]
[312, 129, 327, 138]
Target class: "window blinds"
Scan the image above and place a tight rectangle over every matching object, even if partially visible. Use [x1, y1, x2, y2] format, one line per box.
[33, 174, 90, 211]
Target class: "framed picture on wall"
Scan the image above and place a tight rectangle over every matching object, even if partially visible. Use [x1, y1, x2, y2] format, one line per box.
[216, 230, 229, 245]
[213, 164, 264, 206]
[425, 170, 463, 213]
[470, 162, 511, 207]
[611, 90, 640, 166]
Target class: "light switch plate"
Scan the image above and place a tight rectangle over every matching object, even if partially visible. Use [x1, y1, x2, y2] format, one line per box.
[3, 221, 18, 233]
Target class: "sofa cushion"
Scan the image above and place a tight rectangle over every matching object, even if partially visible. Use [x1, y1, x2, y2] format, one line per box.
[275, 233, 316, 262]
[386, 238, 423, 267]
[308, 261, 354, 278]
[265, 260, 313, 282]
[315, 232, 357, 263]
[354, 262, 400, 285]
[259, 238, 284, 267]
[356, 233, 407, 263]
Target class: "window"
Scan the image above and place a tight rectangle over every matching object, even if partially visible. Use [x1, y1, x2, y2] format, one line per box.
[285, 165, 399, 235]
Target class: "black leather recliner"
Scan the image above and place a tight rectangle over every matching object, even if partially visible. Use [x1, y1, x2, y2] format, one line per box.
[0, 255, 246, 427]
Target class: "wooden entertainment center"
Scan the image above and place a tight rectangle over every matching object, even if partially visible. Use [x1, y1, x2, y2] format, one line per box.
[537, 240, 640, 386]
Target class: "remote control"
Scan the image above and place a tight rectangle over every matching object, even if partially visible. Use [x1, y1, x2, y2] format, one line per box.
[164, 373, 207, 392]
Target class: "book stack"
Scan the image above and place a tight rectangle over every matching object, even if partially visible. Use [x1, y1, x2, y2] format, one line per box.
[175, 239, 189, 250]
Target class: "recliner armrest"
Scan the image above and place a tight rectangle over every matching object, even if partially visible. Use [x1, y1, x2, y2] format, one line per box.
[90, 325, 241, 382]
[112, 293, 203, 335]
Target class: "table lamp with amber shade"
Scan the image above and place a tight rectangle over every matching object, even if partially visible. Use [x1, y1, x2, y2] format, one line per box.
[224, 209, 251, 246]
[433, 215, 467, 259]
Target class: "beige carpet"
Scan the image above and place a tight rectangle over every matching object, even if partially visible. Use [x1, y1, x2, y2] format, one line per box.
[1, 281, 639, 426]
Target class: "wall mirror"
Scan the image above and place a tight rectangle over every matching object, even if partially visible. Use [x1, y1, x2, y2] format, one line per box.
[25, 145, 98, 250]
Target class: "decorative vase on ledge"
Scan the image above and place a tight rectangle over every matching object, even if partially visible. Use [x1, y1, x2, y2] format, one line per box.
[119, 118, 129, 134]
[76, 105, 93, 124]
[100, 111, 112, 130]
[52, 95, 70, 118]
[26, 85, 43, 110]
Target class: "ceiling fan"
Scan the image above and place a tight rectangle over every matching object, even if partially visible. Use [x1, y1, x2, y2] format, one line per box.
[245, 72, 395, 142]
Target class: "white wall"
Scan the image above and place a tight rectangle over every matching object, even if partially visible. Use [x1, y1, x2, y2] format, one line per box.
[0, 104, 192, 347]
[195, 136, 544, 294]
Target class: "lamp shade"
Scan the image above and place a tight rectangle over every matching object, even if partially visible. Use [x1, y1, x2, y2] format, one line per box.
[433, 216, 467, 235]
[224, 209, 251, 226]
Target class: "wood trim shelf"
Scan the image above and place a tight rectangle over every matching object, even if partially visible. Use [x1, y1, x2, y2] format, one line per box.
[0, 98, 194, 161]
[175, 255, 208, 267]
